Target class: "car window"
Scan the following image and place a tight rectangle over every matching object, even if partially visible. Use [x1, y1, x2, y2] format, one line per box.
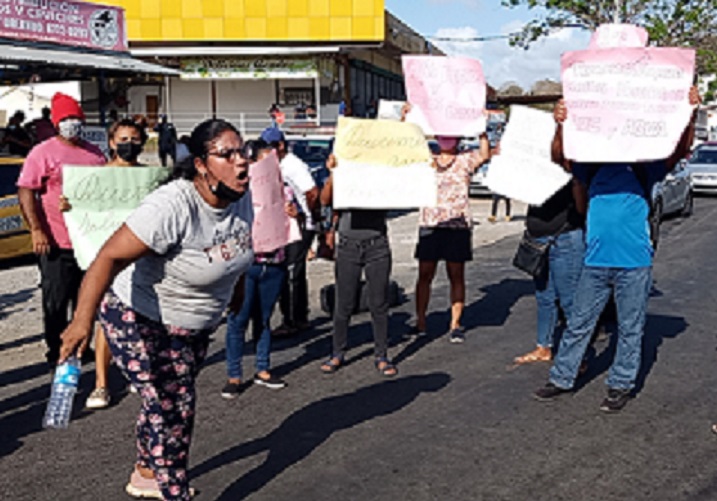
[288, 139, 333, 165]
[691, 149, 717, 164]
[0, 163, 22, 198]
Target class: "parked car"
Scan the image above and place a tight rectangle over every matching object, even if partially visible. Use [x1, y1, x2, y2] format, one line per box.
[0, 157, 32, 261]
[687, 143, 717, 194]
[286, 134, 333, 188]
[649, 159, 693, 248]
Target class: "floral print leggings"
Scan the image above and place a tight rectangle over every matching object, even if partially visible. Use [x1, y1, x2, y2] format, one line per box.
[99, 290, 212, 501]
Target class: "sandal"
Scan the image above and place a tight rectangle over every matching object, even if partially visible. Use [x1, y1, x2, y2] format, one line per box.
[375, 357, 398, 377]
[514, 347, 552, 365]
[320, 356, 343, 374]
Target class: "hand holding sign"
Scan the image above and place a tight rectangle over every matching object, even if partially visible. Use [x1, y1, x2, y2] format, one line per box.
[561, 47, 696, 163]
[333, 117, 436, 209]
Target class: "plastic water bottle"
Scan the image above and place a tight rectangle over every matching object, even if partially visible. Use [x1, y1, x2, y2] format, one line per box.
[43, 356, 81, 429]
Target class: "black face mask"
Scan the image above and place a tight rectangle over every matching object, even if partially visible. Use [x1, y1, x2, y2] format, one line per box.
[116, 142, 143, 163]
[210, 181, 245, 202]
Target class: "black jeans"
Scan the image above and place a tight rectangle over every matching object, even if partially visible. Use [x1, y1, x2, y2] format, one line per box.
[491, 194, 511, 217]
[332, 234, 392, 359]
[279, 229, 315, 327]
[38, 249, 84, 364]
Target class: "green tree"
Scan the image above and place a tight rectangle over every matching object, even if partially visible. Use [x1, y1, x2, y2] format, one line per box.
[502, 0, 717, 99]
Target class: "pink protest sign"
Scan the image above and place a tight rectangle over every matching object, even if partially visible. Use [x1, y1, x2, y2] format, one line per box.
[249, 152, 290, 254]
[561, 47, 695, 163]
[0, 0, 127, 52]
[589, 24, 649, 49]
[403, 56, 487, 137]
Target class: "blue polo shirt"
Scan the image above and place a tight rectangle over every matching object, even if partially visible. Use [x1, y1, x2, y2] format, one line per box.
[573, 162, 666, 269]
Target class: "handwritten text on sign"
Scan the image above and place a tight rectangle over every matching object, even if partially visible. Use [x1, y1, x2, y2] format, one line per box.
[403, 56, 486, 137]
[485, 106, 571, 206]
[63, 166, 169, 270]
[562, 48, 695, 163]
[333, 117, 436, 209]
[249, 152, 290, 253]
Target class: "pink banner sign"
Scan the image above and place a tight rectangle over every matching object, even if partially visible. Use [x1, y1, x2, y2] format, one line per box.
[403, 56, 487, 137]
[589, 24, 649, 49]
[249, 152, 290, 254]
[561, 47, 696, 163]
[0, 0, 127, 52]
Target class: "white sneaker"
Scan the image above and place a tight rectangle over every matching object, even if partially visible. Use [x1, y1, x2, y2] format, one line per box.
[86, 387, 111, 409]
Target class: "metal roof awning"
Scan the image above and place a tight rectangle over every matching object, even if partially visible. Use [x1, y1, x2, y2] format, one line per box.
[0, 43, 178, 76]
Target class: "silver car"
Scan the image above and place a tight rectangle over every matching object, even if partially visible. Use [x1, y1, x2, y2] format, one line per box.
[687, 143, 717, 194]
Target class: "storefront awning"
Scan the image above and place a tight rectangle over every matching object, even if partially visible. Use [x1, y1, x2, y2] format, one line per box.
[130, 46, 345, 57]
[0, 44, 178, 76]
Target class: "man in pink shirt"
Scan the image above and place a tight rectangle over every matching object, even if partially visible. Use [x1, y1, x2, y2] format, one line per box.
[17, 93, 106, 368]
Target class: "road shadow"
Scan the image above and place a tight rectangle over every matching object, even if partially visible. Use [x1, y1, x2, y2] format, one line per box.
[0, 254, 36, 272]
[463, 278, 534, 330]
[0, 361, 48, 392]
[0, 287, 37, 320]
[190, 373, 451, 500]
[574, 313, 688, 396]
[0, 332, 44, 351]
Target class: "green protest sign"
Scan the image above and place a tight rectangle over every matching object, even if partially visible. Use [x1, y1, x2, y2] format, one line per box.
[62, 166, 169, 269]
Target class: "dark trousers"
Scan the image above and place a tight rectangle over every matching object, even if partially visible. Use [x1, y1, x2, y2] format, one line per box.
[279, 229, 315, 327]
[491, 194, 512, 217]
[332, 235, 392, 359]
[38, 249, 84, 364]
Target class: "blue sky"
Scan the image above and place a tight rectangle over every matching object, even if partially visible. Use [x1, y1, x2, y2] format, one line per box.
[385, 0, 592, 90]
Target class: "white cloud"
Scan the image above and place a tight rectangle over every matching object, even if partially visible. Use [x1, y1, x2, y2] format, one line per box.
[433, 22, 591, 91]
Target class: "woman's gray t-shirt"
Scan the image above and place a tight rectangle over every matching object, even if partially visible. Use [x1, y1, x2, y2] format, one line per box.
[112, 179, 254, 330]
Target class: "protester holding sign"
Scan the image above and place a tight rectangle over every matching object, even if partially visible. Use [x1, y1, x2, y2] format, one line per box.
[58, 118, 149, 410]
[57, 119, 254, 500]
[222, 141, 300, 398]
[535, 85, 700, 412]
[402, 103, 491, 341]
[16, 93, 106, 369]
[319, 155, 397, 376]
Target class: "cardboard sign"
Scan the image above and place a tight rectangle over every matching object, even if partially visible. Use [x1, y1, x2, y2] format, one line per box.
[63, 166, 168, 269]
[561, 47, 696, 163]
[403, 56, 487, 137]
[485, 106, 571, 205]
[333, 117, 436, 209]
[589, 24, 649, 49]
[249, 152, 290, 253]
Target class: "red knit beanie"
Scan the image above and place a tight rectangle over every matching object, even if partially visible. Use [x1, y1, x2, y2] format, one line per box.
[51, 93, 85, 127]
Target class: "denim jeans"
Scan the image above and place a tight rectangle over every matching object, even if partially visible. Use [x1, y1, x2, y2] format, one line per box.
[533, 229, 585, 348]
[549, 266, 652, 391]
[333, 234, 392, 359]
[225, 263, 286, 379]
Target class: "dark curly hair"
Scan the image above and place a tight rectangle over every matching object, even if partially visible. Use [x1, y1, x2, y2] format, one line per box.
[170, 119, 241, 181]
[108, 118, 148, 145]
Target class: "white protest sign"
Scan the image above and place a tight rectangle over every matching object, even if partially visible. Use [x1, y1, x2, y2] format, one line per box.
[562, 47, 695, 163]
[63, 166, 169, 269]
[333, 117, 436, 209]
[589, 24, 649, 49]
[403, 56, 486, 137]
[377, 100, 405, 121]
[485, 106, 571, 206]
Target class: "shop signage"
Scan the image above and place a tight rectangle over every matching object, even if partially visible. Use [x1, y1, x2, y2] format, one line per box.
[180, 58, 319, 80]
[0, 0, 127, 52]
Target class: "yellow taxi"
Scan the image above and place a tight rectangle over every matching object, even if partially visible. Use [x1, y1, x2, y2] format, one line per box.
[0, 156, 32, 260]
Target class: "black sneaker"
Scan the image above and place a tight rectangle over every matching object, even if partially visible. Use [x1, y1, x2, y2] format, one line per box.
[221, 381, 245, 400]
[448, 328, 465, 344]
[600, 388, 631, 413]
[534, 382, 572, 402]
[253, 373, 287, 390]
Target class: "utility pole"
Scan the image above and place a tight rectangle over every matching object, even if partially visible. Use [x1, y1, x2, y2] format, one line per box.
[614, 0, 622, 23]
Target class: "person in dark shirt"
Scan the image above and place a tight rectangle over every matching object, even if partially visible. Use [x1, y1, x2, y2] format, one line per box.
[2, 110, 32, 156]
[27, 107, 57, 145]
[514, 181, 586, 365]
[319, 155, 397, 377]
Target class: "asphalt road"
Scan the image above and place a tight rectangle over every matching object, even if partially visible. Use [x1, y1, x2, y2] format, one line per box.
[2, 198, 717, 501]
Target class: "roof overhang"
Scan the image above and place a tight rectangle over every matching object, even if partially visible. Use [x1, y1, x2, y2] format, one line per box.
[130, 46, 347, 57]
[0, 42, 178, 77]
